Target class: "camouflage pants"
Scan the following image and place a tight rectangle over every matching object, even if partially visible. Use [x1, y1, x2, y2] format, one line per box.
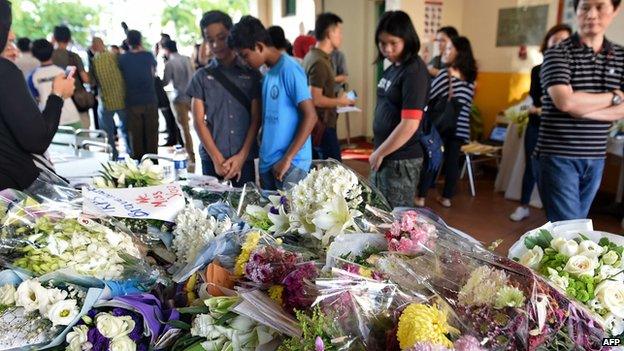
[370, 158, 423, 208]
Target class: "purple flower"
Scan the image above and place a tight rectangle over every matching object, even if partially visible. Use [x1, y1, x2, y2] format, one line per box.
[315, 336, 324, 351]
[269, 206, 279, 215]
[283, 262, 318, 311]
[87, 326, 110, 351]
[407, 342, 452, 351]
[111, 307, 126, 317]
[245, 246, 300, 286]
[454, 335, 487, 351]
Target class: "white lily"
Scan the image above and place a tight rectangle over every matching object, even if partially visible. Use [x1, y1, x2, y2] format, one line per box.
[312, 196, 360, 245]
[267, 205, 290, 234]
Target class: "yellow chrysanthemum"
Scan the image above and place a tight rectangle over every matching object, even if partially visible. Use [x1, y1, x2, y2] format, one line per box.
[397, 303, 458, 349]
[360, 268, 373, 279]
[234, 231, 262, 275]
[268, 285, 284, 305]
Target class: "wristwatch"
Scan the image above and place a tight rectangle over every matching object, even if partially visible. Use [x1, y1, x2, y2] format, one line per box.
[612, 91, 623, 106]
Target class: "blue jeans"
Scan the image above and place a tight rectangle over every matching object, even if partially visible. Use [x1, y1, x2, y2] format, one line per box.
[520, 122, 539, 205]
[97, 101, 130, 159]
[538, 155, 604, 222]
[201, 158, 255, 188]
[313, 127, 342, 161]
[260, 165, 308, 191]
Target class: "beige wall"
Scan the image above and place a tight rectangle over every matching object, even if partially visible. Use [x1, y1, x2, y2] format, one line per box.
[323, 0, 380, 140]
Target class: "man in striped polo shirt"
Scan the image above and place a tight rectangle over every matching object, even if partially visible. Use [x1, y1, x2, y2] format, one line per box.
[538, 0, 623, 221]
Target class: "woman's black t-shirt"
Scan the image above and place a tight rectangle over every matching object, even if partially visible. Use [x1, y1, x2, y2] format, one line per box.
[373, 57, 429, 160]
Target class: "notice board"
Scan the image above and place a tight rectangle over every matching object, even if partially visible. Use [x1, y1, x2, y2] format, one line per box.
[496, 5, 549, 47]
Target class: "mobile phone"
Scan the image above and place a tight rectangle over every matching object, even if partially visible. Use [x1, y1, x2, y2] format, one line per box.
[346, 90, 358, 100]
[65, 65, 77, 79]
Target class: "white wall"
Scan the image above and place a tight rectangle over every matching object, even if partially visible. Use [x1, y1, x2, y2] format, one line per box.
[269, 0, 316, 42]
[607, 10, 624, 45]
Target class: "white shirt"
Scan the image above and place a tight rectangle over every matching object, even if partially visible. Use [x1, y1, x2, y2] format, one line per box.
[15, 52, 40, 80]
[28, 64, 80, 126]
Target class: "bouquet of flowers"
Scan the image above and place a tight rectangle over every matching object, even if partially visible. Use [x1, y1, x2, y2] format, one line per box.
[64, 293, 169, 351]
[376, 210, 609, 350]
[93, 159, 167, 188]
[0, 191, 160, 286]
[174, 296, 278, 351]
[511, 222, 624, 336]
[0, 270, 101, 350]
[172, 202, 234, 266]
[385, 210, 438, 255]
[243, 161, 371, 246]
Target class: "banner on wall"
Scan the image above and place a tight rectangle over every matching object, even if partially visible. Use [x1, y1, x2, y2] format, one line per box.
[82, 184, 185, 222]
[424, 0, 443, 39]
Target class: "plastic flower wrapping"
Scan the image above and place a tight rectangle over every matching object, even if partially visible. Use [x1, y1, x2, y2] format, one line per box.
[92, 159, 168, 188]
[0, 189, 161, 288]
[377, 211, 610, 351]
[510, 220, 624, 338]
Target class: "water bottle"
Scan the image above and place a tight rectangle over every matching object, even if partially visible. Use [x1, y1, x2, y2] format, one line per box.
[173, 145, 188, 180]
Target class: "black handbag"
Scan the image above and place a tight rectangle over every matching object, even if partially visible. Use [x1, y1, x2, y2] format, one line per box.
[419, 116, 444, 172]
[428, 72, 462, 135]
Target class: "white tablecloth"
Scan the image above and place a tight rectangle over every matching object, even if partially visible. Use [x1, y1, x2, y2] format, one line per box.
[494, 123, 542, 208]
[48, 144, 109, 182]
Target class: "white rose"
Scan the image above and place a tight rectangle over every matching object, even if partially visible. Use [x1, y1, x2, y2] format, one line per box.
[547, 267, 570, 291]
[46, 299, 79, 326]
[66, 324, 89, 351]
[559, 240, 580, 257]
[109, 335, 136, 351]
[96, 313, 135, 339]
[604, 313, 624, 335]
[595, 280, 624, 318]
[603, 250, 620, 266]
[520, 246, 544, 269]
[564, 255, 598, 277]
[578, 240, 604, 259]
[0, 284, 16, 306]
[597, 264, 623, 281]
[550, 237, 567, 251]
[14, 279, 49, 313]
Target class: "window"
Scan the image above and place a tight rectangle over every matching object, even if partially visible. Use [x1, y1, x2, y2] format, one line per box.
[283, 0, 296, 17]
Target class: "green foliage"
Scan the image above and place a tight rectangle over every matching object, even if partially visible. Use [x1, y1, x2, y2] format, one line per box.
[10, 0, 100, 47]
[470, 105, 484, 141]
[600, 237, 624, 256]
[524, 229, 554, 250]
[161, 0, 249, 47]
[278, 306, 343, 351]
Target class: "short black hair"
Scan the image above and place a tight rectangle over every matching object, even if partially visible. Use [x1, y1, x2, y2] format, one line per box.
[32, 39, 54, 62]
[436, 26, 459, 39]
[228, 15, 273, 50]
[110, 45, 119, 50]
[314, 12, 342, 41]
[573, 0, 621, 9]
[540, 24, 572, 53]
[163, 39, 177, 53]
[268, 25, 288, 50]
[0, 0, 11, 53]
[53, 25, 71, 43]
[200, 10, 233, 37]
[127, 30, 142, 48]
[16, 37, 31, 52]
[449, 36, 478, 83]
[375, 10, 421, 64]
[120, 40, 129, 52]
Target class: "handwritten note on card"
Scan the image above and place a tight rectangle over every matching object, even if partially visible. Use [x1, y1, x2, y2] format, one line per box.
[83, 184, 185, 222]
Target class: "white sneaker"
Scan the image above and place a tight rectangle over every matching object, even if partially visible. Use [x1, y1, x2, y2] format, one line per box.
[510, 206, 530, 222]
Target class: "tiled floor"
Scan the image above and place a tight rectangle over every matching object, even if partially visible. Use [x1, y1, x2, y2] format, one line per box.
[344, 159, 623, 256]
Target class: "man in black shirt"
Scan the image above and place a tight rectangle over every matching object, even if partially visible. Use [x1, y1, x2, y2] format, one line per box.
[538, 0, 624, 221]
